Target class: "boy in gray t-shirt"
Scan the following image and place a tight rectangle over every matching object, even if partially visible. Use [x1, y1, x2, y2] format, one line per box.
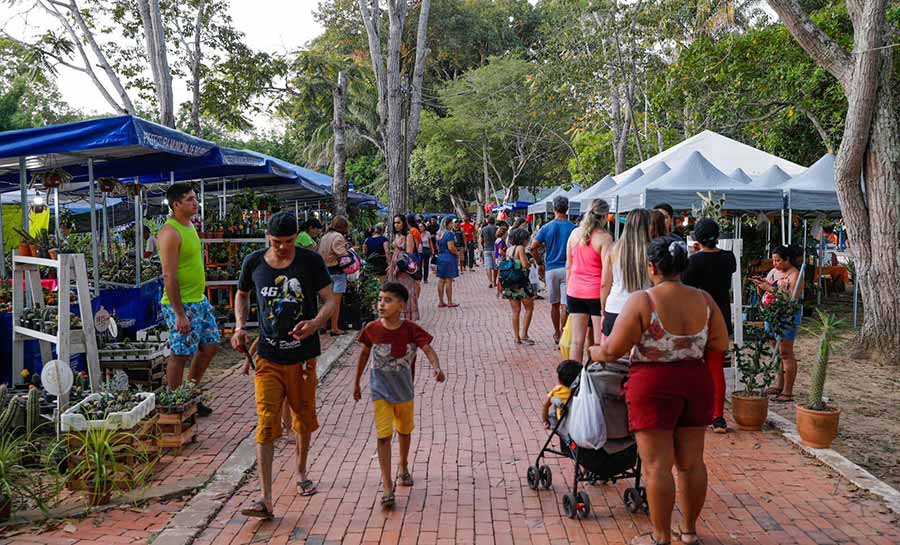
[354, 282, 445, 508]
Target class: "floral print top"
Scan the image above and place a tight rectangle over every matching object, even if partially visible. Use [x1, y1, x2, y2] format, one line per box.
[630, 293, 709, 363]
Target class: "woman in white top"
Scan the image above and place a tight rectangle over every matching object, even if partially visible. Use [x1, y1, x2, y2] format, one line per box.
[601, 209, 653, 338]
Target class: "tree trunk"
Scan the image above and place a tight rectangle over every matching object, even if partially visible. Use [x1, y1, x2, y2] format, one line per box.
[190, 0, 206, 134]
[332, 72, 350, 218]
[611, 85, 631, 174]
[474, 187, 485, 226]
[449, 193, 468, 220]
[137, 0, 176, 127]
[767, 0, 900, 360]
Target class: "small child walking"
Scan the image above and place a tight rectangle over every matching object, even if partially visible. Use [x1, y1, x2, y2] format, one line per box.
[354, 282, 446, 508]
[542, 359, 581, 430]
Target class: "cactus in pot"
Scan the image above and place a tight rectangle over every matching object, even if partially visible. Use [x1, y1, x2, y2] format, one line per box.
[796, 310, 843, 448]
[26, 387, 41, 436]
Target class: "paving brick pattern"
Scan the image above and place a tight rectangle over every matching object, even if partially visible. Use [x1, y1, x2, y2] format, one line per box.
[7, 272, 900, 544]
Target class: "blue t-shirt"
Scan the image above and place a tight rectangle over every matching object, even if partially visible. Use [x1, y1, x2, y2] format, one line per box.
[535, 219, 576, 271]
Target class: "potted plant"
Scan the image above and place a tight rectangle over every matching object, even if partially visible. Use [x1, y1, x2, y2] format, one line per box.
[796, 310, 842, 448]
[731, 290, 800, 430]
[62, 421, 155, 506]
[40, 168, 72, 190]
[0, 432, 52, 520]
[34, 229, 52, 259]
[98, 177, 119, 193]
[13, 228, 36, 257]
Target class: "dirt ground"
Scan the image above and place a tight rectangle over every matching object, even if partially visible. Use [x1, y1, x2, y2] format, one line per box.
[768, 295, 900, 490]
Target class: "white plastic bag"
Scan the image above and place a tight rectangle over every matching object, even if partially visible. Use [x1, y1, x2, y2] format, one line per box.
[567, 365, 607, 450]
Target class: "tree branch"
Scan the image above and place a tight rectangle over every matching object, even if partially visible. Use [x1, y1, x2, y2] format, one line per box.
[766, 0, 852, 88]
[797, 107, 834, 154]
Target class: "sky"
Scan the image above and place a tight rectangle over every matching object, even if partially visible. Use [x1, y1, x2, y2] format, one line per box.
[1, 0, 324, 124]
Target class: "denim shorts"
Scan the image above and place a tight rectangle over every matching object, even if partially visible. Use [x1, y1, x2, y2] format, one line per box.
[766, 311, 803, 342]
[162, 298, 220, 356]
[331, 273, 347, 294]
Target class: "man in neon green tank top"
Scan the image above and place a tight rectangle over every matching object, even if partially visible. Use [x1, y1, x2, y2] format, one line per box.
[158, 183, 219, 416]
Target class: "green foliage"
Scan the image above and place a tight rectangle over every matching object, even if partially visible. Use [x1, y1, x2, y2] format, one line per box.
[60, 426, 154, 500]
[156, 380, 201, 408]
[735, 290, 801, 396]
[806, 310, 842, 411]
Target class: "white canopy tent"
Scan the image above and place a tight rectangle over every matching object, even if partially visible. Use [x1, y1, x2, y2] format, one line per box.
[729, 168, 753, 184]
[753, 165, 793, 187]
[569, 175, 615, 215]
[526, 184, 582, 215]
[613, 130, 805, 184]
[782, 154, 840, 212]
[615, 151, 785, 212]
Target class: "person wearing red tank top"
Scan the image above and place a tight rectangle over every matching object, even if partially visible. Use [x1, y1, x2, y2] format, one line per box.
[590, 236, 729, 545]
[565, 199, 613, 360]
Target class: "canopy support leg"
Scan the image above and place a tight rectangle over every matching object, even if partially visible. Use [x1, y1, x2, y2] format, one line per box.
[135, 181, 142, 287]
[88, 159, 100, 293]
[19, 157, 28, 232]
[766, 218, 772, 257]
[780, 208, 785, 245]
[101, 192, 109, 259]
[200, 178, 205, 232]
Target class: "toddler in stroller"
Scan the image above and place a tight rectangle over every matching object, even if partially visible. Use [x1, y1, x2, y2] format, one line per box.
[527, 360, 649, 519]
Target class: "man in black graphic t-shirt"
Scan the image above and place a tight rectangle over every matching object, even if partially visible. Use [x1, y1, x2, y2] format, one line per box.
[232, 212, 337, 519]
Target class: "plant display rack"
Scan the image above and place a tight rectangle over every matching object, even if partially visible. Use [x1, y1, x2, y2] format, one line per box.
[157, 397, 199, 452]
[201, 237, 266, 328]
[97, 341, 170, 389]
[11, 253, 102, 416]
[60, 392, 156, 432]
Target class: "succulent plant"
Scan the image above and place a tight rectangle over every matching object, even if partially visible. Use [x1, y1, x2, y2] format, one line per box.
[806, 310, 842, 411]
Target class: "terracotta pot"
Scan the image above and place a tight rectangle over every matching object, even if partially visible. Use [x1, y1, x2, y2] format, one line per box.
[49, 249, 58, 260]
[29, 244, 38, 257]
[18, 243, 32, 257]
[731, 392, 769, 431]
[796, 404, 840, 449]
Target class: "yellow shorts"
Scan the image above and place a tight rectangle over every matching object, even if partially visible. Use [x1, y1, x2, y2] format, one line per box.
[373, 399, 414, 439]
[254, 356, 318, 444]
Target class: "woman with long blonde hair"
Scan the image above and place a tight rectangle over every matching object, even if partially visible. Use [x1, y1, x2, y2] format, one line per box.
[601, 209, 653, 339]
[565, 199, 614, 359]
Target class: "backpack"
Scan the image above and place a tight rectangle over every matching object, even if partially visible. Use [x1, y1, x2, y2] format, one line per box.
[339, 248, 362, 275]
[396, 252, 423, 281]
[498, 246, 529, 288]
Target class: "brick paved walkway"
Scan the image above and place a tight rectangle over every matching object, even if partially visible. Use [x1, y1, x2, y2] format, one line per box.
[7, 272, 900, 544]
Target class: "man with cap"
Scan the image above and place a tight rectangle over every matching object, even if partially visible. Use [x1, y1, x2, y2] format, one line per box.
[231, 212, 339, 519]
[682, 218, 736, 433]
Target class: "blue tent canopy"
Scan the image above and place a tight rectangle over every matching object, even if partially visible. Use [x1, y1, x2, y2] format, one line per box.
[0, 115, 217, 185]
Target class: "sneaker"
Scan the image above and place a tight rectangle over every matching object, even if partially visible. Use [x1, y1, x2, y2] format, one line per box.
[197, 401, 213, 417]
[711, 416, 727, 433]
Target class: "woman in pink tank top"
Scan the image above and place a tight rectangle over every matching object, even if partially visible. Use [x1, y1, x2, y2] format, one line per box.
[565, 199, 613, 360]
[590, 236, 729, 545]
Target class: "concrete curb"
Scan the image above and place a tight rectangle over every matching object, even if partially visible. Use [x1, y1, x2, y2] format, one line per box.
[149, 333, 357, 545]
[766, 410, 900, 515]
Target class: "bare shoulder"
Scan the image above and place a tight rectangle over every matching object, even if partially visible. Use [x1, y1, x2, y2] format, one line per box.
[157, 224, 180, 245]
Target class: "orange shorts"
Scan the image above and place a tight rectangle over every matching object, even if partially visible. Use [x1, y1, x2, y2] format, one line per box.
[253, 356, 318, 443]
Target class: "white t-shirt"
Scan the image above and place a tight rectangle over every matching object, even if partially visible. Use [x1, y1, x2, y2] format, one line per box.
[605, 261, 648, 314]
[145, 234, 158, 254]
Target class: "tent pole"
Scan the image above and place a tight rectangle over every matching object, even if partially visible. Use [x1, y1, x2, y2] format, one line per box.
[88, 159, 100, 293]
[766, 218, 772, 257]
[817, 232, 824, 305]
[0, 189, 4, 278]
[222, 179, 227, 218]
[788, 208, 793, 244]
[19, 157, 28, 233]
[101, 191, 109, 258]
[780, 208, 785, 245]
[200, 178, 205, 232]
[614, 196, 620, 240]
[295, 201, 299, 228]
[54, 187, 61, 242]
[135, 179, 142, 287]
[852, 269, 859, 328]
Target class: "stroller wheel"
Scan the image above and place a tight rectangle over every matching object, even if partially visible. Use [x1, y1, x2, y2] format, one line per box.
[575, 491, 591, 517]
[562, 493, 577, 519]
[624, 487, 642, 513]
[526, 466, 539, 490]
[639, 486, 649, 513]
[539, 465, 552, 489]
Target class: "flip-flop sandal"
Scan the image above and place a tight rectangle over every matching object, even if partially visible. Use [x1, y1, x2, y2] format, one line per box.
[764, 387, 783, 396]
[398, 472, 414, 487]
[520, 338, 536, 345]
[381, 490, 396, 508]
[241, 500, 274, 520]
[438, 303, 448, 308]
[773, 394, 794, 402]
[672, 527, 702, 544]
[447, 304, 459, 308]
[630, 534, 670, 545]
[298, 479, 318, 496]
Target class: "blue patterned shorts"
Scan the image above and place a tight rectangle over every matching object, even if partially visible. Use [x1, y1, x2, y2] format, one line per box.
[162, 298, 221, 356]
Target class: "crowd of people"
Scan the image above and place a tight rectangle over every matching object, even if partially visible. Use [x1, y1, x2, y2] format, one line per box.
[155, 182, 806, 544]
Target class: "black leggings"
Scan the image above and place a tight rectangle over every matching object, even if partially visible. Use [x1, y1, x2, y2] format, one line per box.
[465, 242, 476, 269]
[421, 251, 432, 282]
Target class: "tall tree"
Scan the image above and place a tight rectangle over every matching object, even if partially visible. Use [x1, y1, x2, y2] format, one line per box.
[356, 0, 432, 227]
[332, 71, 350, 217]
[136, 0, 175, 126]
[767, 0, 900, 358]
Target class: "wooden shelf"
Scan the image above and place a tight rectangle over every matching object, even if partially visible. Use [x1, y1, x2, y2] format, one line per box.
[13, 326, 86, 352]
[12, 256, 60, 268]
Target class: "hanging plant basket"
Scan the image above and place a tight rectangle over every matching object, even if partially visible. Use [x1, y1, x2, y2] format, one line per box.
[40, 169, 71, 190]
[98, 177, 119, 193]
[125, 184, 143, 197]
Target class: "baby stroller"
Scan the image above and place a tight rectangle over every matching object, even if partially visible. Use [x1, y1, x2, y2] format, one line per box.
[526, 360, 649, 519]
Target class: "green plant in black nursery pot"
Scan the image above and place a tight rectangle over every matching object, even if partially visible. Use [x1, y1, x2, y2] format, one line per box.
[731, 290, 800, 431]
